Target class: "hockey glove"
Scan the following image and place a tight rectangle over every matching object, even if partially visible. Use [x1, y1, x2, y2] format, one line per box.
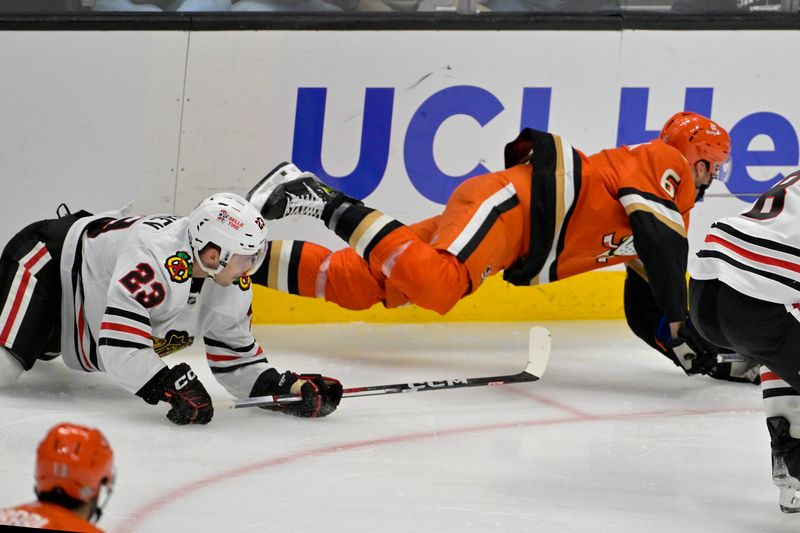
[136, 363, 214, 425]
[656, 317, 718, 376]
[250, 369, 343, 418]
[708, 351, 761, 384]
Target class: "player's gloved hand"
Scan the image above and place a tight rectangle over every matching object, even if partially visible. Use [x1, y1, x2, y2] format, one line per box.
[162, 363, 215, 425]
[708, 351, 761, 384]
[656, 317, 718, 376]
[136, 363, 214, 425]
[250, 369, 343, 418]
[299, 373, 343, 417]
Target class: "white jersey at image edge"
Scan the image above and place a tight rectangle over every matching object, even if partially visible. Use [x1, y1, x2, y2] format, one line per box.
[689, 173, 800, 305]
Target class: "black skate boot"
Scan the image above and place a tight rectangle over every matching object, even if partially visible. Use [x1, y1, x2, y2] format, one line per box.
[258, 168, 355, 224]
[768, 416, 800, 512]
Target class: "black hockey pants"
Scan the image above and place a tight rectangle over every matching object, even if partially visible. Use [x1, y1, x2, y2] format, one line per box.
[0, 210, 90, 370]
[689, 277, 800, 392]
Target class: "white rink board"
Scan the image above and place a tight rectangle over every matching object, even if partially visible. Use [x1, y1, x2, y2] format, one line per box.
[176, 30, 622, 250]
[0, 31, 188, 245]
[1, 29, 799, 254]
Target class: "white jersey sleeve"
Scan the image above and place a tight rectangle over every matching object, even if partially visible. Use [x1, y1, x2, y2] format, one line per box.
[200, 281, 270, 398]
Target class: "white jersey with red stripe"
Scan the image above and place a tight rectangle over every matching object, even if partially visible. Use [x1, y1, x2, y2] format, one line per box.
[690, 171, 800, 306]
[57, 212, 268, 397]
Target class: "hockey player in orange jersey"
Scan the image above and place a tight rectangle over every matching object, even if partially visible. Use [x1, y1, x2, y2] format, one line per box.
[248, 112, 747, 381]
[0, 423, 114, 532]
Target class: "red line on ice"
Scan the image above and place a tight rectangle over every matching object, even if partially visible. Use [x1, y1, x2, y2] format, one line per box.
[115, 404, 760, 533]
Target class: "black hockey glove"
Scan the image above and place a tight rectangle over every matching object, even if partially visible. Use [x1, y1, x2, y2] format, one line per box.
[250, 369, 343, 418]
[708, 351, 761, 384]
[656, 318, 718, 376]
[136, 363, 214, 425]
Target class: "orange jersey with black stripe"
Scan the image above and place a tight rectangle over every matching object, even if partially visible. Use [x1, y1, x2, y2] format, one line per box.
[0, 502, 103, 532]
[555, 139, 695, 280]
[503, 131, 695, 321]
[505, 136, 694, 283]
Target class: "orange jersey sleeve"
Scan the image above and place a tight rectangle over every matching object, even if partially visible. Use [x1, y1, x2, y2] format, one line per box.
[550, 139, 694, 321]
[614, 140, 695, 321]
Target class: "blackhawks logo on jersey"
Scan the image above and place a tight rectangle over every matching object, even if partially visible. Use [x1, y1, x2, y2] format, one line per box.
[236, 275, 251, 291]
[596, 233, 637, 263]
[165, 251, 192, 283]
[152, 330, 194, 357]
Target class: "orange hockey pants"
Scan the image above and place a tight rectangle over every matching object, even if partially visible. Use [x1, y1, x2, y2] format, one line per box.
[267, 165, 532, 315]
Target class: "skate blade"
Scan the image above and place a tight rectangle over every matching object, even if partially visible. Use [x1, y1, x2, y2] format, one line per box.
[780, 500, 800, 513]
[778, 486, 800, 513]
[247, 162, 299, 201]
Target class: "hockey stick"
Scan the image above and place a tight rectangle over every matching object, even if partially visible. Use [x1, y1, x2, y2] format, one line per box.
[222, 326, 551, 410]
[717, 352, 750, 364]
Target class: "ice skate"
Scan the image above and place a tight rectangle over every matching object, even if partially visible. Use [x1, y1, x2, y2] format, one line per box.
[767, 416, 800, 513]
[773, 455, 800, 513]
[257, 168, 346, 222]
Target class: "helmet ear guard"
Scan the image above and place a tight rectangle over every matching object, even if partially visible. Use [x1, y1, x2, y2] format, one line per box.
[188, 193, 268, 279]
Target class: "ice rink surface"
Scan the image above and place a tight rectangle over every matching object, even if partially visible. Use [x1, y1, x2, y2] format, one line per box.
[0, 320, 795, 533]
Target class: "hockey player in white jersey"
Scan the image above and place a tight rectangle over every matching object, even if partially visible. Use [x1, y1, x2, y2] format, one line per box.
[689, 169, 800, 512]
[0, 193, 342, 424]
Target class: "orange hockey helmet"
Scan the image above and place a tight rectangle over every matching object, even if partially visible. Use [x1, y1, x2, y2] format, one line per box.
[35, 423, 114, 504]
[660, 112, 731, 179]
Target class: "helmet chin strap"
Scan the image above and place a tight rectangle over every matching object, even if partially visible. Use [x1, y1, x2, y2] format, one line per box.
[696, 175, 716, 202]
[695, 161, 717, 202]
[695, 182, 709, 202]
[89, 499, 102, 524]
[90, 483, 113, 524]
[194, 249, 229, 280]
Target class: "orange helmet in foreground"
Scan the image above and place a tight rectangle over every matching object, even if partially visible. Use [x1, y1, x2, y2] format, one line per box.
[35, 423, 114, 505]
[660, 112, 731, 179]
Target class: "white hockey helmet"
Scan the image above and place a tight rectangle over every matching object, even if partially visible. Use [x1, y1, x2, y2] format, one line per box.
[188, 192, 268, 278]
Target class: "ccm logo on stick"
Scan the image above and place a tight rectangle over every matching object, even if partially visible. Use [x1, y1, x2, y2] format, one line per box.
[407, 379, 468, 390]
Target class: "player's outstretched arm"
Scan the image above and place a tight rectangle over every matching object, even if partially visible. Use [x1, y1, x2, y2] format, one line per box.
[623, 264, 713, 370]
[624, 266, 758, 383]
[624, 263, 716, 374]
[249, 369, 343, 418]
[136, 363, 214, 425]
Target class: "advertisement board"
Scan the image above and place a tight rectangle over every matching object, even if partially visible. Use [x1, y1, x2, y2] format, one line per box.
[1, 28, 797, 321]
